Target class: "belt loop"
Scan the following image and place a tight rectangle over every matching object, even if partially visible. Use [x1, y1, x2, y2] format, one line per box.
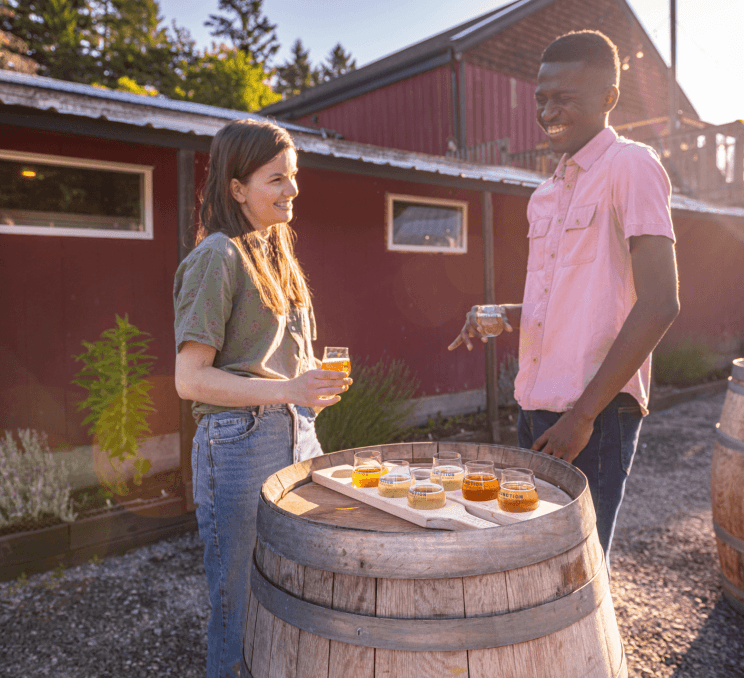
[258, 405, 265, 417]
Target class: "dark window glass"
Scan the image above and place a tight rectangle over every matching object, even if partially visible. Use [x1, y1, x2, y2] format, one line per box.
[392, 200, 464, 249]
[0, 159, 145, 232]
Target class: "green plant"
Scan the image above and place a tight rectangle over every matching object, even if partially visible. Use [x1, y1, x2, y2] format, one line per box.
[654, 339, 715, 386]
[8, 572, 28, 595]
[0, 430, 77, 528]
[314, 355, 421, 453]
[73, 314, 156, 493]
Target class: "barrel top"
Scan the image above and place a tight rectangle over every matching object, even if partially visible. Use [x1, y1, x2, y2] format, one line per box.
[732, 357, 744, 382]
[255, 443, 595, 578]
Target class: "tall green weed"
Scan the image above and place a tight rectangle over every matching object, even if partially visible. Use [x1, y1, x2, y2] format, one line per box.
[315, 356, 420, 453]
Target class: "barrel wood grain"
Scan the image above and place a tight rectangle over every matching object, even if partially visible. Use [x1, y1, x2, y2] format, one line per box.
[328, 573, 375, 678]
[296, 566, 334, 678]
[712, 363, 744, 614]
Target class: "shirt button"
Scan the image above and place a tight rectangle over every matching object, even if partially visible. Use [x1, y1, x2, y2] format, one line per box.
[576, 219, 580, 224]
[558, 218, 562, 223]
[533, 358, 538, 363]
[538, 322, 542, 327]
[566, 184, 572, 189]
[550, 253, 555, 258]
[544, 288, 548, 293]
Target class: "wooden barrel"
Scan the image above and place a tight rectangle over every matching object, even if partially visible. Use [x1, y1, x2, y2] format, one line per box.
[244, 442, 627, 678]
[711, 358, 744, 616]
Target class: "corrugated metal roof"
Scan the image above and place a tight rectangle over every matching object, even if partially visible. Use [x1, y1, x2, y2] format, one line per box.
[0, 70, 319, 136]
[1, 69, 742, 218]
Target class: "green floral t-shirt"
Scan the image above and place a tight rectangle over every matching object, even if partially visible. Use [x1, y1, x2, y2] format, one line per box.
[173, 232, 317, 421]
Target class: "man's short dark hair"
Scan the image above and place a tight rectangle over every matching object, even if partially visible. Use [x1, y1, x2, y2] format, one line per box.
[541, 31, 620, 86]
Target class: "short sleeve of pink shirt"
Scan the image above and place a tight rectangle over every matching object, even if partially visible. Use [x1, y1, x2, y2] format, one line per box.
[514, 128, 675, 416]
[610, 143, 676, 242]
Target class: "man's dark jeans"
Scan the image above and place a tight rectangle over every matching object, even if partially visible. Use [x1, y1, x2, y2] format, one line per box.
[517, 392, 643, 569]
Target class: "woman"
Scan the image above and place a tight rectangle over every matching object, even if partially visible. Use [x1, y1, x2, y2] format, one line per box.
[173, 119, 350, 678]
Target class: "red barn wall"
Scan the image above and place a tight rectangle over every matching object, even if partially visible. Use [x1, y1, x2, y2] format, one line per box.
[292, 167, 526, 397]
[0, 126, 181, 448]
[296, 66, 455, 156]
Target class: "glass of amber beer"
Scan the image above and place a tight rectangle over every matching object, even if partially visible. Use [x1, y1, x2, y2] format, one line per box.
[498, 468, 539, 512]
[474, 305, 508, 337]
[407, 468, 446, 510]
[378, 460, 411, 498]
[352, 450, 383, 488]
[322, 347, 351, 374]
[432, 451, 465, 491]
[462, 460, 500, 501]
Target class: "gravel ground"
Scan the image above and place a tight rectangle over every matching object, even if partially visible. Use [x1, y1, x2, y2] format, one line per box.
[1, 392, 742, 678]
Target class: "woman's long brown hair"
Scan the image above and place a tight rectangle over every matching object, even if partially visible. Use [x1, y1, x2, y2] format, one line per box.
[197, 118, 311, 314]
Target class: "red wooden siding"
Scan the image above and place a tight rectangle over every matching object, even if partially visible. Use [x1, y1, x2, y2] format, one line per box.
[0, 127, 181, 448]
[296, 66, 455, 156]
[464, 63, 545, 152]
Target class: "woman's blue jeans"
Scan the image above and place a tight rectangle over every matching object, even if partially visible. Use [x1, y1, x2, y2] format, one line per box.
[192, 404, 323, 678]
[517, 392, 643, 569]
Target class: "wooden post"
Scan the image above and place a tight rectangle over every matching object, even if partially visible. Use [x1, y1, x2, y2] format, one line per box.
[177, 148, 197, 512]
[482, 191, 500, 443]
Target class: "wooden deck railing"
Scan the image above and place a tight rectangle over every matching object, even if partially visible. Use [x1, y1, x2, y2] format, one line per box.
[447, 121, 744, 206]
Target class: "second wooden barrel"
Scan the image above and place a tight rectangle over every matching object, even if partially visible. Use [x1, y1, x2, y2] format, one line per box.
[711, 358, 744, 615]
[244, 442, 627, 678]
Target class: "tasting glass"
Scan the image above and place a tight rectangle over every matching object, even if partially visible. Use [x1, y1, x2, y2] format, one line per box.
[407, 467, 446, 510]
[498, 468, 539, 513]
[352, 449, 382, 488]
[432, 451, 465, 491]
[474, 305, 508, 338]
[461, 460, 500, 502]
[378, 460, 411, 497]
[321, 347, 351, 374]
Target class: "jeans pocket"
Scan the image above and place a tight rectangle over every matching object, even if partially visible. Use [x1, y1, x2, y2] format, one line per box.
[210, 413, 260, 445]
[617, 406, 642, 475]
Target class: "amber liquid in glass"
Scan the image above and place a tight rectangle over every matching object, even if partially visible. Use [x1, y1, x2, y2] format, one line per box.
[462, 473, 500, 502]
[321, 358, 351, 374]
[352, 465, 382, 488]
[498, 481, 539, 512]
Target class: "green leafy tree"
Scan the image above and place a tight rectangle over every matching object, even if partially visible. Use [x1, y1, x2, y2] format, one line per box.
[319, 43, 356, 82]
[0, 0, 96, 82]
[205, 0, 279, 65]
[274, 38, 319, 98]
[73, 315, 156, 493]
[174, 45, 279, 111]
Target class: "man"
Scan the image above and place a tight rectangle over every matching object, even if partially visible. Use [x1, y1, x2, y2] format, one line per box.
[449, 31, 679, 567]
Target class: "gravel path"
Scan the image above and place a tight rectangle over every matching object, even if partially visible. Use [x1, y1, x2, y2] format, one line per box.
[1, 393, 742, 677]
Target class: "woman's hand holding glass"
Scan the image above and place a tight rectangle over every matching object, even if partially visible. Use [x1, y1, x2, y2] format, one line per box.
[287, 367, 351, 407]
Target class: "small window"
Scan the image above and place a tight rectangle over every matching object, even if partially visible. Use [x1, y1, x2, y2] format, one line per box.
[387, 193, 467, 253]
[0, 150, 153, 239]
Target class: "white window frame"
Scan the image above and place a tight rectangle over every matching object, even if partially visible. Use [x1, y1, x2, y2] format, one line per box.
[386, 192, 468, 254]
[0, 149, 154, 240]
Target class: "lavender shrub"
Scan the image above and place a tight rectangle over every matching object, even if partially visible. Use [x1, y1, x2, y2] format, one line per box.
[0, 430, 77, 528]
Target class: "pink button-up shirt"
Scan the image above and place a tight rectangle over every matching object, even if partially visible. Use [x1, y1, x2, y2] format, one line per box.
[514, 127, 675, 415]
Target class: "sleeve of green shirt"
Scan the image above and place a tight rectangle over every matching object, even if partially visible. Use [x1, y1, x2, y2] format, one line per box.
[174, 242, 235, 353]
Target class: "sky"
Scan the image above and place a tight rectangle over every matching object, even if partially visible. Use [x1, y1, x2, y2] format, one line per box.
[158, 0, 743, 125]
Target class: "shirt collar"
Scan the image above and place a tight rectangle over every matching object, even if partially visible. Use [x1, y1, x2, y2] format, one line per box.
[553, 127, 618, 180]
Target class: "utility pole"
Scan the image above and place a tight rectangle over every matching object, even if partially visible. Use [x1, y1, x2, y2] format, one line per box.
[669, 0, 678, 133]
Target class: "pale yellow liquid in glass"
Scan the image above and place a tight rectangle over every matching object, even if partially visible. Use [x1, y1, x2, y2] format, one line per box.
[433, 465, 465, 491]
[321, 358, 351, 374]
[407, 483, 446, 510]
[378, 472, 411, 498]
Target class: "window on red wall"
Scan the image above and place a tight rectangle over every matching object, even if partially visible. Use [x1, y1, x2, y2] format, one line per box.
[0, 150, 153, 239]
[386, 193, 468, 254]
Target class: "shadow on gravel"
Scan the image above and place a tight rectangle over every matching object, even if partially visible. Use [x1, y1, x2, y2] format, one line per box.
[670, 596, 744, 678]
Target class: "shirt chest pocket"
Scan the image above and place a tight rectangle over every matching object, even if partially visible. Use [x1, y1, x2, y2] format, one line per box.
[560, 203, 599, 267]
[526, 217, 551, 271]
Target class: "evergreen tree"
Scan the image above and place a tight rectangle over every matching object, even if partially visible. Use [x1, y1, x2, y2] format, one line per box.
[320, 43, 356, 82]
[274, 39, 319, 98]
[0, 0, 96, 82]
[205, 0, 279, 65]
[174, 44, 280, 112]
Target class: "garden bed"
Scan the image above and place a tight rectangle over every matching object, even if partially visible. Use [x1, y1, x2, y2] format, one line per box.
[0, 470, 195, 582]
